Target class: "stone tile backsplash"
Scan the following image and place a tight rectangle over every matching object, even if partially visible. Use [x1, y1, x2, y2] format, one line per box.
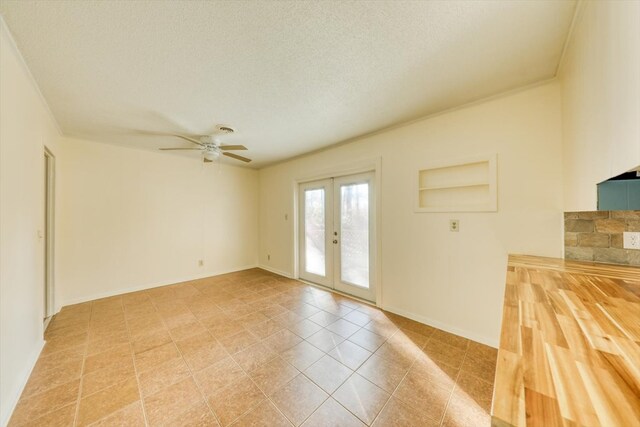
[564, 210, 640, 266]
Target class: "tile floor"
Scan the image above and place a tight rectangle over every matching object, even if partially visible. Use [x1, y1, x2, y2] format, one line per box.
[9, 269, 497, 426]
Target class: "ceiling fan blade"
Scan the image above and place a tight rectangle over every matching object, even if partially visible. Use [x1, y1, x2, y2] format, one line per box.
[223, 152, 252, 163]
[172, 134, 205, 146]
[220, 145, 247, 151]
[159, 148, 202, 151]
[203, 157, 213, 163]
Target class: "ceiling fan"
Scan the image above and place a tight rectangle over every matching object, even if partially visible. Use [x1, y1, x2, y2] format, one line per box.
[158, 125, 251, 163]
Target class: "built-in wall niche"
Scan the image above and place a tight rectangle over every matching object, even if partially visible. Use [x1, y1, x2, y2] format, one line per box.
[415, 154, 497, 212]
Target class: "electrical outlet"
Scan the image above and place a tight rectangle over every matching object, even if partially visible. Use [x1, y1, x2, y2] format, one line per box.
[623, 232, 640, 250]
[198, 259, 204, 267]
[450, 219, 460, 232]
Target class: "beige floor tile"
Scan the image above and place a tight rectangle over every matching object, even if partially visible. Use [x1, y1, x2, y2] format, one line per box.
[325, 319, 360, 339]
[270, 374, 328, 426]
[219, 330, 259, 354]
[77, 378, 140, 426]
[81, 358, 136, 397]
[410, 355, 459, 392]
[342, 310, 374, 327]
[328, 340, 372, 371]
[134, 342, 181, 373]
[421, 339, 467, 369]
[307, 311, 340, 327]
[305, 330, 344, 352]
[431, 329, 470, 351]
[10, 270, 498, 427]
[286, 319, 323, 339]
[86, 331, 130, 356]
[347, 328, 386, 353]
[162, 401, 220, 427]
[454, 371, 494, 412]
[441, 392, 491, 427]
[138, 357, 192, 397]
[263, 329, 303, 353]
[232, 342, 278, 372]
[280, 341, 325, 371]
[19, 402, 76, 427]
[10, 379, 80, 426]
[231, 400, 291, 427]
[356, 354, 409, 393]
[332, 374, 390, 425]
[249, 357, 299, 396]
[208, 377, 266, 426]
[304, 355, 353, 394]
[194, 357, 247, 396]
[247, 319, 285, 340]
[22, 358, 83, 397]
[132, 328, 172, 354]
[176, 332, 220, 356]
[169, 319, 208, 341]
[143, 377, 203, 426]
[182, 343, 229, 372]
[460, 354, 497, 384]
[84, 344, 133, 374]
[393, 371, 451, 422]
[88, 401, 145, 426]
[372, 396, 440, 427]
[301, 398, 365, 427]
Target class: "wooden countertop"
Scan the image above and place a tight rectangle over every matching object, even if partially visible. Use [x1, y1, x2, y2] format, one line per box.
[492, 254, 640, 426]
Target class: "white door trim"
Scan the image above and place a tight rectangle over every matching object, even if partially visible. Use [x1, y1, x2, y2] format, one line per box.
[292, 157, 382, 306]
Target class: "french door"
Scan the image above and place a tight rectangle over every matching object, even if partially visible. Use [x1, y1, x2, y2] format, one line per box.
[299, 172, 376, 302]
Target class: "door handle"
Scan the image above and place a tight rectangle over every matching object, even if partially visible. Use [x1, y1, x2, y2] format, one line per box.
[333, 239, 338, 244]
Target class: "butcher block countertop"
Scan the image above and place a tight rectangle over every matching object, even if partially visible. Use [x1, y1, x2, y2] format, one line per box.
[492, 255, 640, 426]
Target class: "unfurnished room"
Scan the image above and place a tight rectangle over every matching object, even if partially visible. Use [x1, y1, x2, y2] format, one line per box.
[0, 1, 639, 426]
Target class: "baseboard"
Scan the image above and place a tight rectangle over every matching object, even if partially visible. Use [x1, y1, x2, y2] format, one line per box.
[382, 304, 498, 348]
[257, 264, 294, 278]
[1, 340, 45, 427]
[56, 264, 258, 311]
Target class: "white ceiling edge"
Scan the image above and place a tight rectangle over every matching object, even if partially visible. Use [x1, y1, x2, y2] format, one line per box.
[0, 16, 62, 136]
[0, 2, 580, 170]
[261, 76, 560, 170]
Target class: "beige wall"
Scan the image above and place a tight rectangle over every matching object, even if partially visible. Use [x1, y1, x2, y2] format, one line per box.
[57, 138, 259, 307]
[0, 21, 61, 425]
[259, 82, 564, 346]
[560, 0, 640, 211]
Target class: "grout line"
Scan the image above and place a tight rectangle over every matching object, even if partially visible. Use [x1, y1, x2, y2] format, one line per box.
[124, 297, 153, 427]
[72, 302, 92, 427]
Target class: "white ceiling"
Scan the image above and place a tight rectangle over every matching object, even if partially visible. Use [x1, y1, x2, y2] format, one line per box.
[0, 1, 576, 168]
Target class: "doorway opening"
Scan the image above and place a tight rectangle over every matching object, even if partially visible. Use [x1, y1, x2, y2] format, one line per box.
[298, 172, 376, 302]
[44, 148, 55, 325]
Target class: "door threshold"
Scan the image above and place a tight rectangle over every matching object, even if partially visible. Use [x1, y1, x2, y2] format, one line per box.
[297, 279, 378, 308]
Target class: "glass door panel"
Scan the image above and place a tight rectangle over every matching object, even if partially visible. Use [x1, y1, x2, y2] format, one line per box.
[333, 172, 375, 301]
[339, 183, 369, 288]
[304, 188, 326, 276]
[299, 179, 333, 286]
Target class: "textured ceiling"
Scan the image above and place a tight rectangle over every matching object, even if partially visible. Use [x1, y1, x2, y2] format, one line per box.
[0, 1, 576, 167]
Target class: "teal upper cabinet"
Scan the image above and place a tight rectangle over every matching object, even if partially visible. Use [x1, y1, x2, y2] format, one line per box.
[598, 180, 640, 210]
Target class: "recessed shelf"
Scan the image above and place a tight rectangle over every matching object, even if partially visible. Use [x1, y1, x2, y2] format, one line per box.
[415, 154, 497, 213]
[418, 182, 490, 191]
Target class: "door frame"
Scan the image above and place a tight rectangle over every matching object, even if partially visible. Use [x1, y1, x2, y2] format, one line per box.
[44, 147, 55, 323]
[292, 157, 382, 306]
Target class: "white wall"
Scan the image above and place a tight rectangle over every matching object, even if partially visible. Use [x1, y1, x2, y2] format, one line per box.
[57, 138, 259, 307]
[259, 82, 564, 346]
[0, 21, 61, 426]
[560, 0, 640, 211]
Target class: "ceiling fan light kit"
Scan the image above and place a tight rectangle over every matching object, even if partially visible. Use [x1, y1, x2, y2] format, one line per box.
[156, 124, 252, 163]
